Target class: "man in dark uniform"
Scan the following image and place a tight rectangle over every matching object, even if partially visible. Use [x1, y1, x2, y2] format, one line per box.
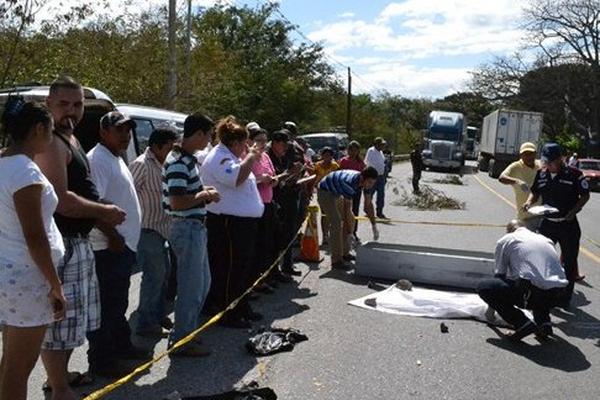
[524, 142, 590, 308]
[410, 142, 423, 194]
[268, 129, 303, 277]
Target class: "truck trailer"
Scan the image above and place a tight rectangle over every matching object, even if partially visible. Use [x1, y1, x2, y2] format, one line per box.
[478, 109, 543, 178]
[422, 111, 467, 171]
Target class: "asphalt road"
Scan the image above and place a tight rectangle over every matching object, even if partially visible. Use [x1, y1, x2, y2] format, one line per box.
[13, 161, 600, 399]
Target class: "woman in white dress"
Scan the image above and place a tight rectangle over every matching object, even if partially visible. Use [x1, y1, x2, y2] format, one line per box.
[0, 98, 67, 400]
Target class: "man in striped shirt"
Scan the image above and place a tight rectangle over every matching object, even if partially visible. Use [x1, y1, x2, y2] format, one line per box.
[162, 113, 220, 357]
[130, 128, 177, 339]
[317, 167, 378, 269]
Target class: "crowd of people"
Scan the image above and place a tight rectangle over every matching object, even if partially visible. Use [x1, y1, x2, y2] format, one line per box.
[0, 76, 384, 399]
[2, 74, 590, 399]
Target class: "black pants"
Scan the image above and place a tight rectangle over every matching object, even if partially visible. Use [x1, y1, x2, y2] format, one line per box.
[412, 169, 422, 193]
[206, 213, 258, 318]
[351, 191, 361, 236]
[275, 194, 300, 271]
[250, 203, 277, 284]
[539, 218, 581, 303]
[478, 277, 563, 328]
[87, 248, 135, 369]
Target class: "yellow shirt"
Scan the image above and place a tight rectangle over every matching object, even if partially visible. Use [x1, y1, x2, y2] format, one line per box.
[500, 159, 541, 220]
[314, 160, 340, 183]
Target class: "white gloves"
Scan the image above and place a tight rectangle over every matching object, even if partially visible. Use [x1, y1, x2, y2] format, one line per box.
[372, 223, 379, 241]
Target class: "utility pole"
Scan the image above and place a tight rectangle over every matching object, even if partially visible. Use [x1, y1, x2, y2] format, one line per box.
[185, 0, 192, 83]
[166, 0, 177, 109]
[346, 67, 352, 137]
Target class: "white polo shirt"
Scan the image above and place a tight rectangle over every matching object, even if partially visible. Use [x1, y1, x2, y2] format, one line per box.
[494, 227, 568, 290]
[88, 144, 142, 252]
[200, 143, 264, 218]
[365, 146, 386, 175]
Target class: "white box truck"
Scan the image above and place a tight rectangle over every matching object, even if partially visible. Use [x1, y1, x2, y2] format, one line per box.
[478, 109, 543, 178]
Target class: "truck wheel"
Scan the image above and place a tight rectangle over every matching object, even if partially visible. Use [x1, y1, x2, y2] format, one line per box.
[488, 159, 502, 179]
[478, 156, 489, 172]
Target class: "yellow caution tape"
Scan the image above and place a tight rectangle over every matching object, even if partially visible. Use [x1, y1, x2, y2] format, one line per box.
[354, 215, 505, 228]
[83, 221, 305, 400]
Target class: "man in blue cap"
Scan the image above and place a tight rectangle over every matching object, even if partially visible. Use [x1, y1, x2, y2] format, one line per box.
[523, 142, 590, 308]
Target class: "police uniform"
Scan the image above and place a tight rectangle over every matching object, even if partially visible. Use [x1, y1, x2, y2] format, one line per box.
[531, 164, 589, 303]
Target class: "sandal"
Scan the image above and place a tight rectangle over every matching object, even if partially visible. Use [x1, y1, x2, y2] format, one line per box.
[42, 371, 95, 392]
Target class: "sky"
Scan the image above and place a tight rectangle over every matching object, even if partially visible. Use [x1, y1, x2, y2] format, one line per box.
[39, 0, 527, 99]
[275, 0, 526, 99]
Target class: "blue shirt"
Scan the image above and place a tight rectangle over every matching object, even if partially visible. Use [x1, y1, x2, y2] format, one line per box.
[318, 170, 361, 199]
[162, 146, 206, 219]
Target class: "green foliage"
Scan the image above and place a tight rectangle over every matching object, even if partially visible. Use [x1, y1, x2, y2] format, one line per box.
[0, 2, 494, 154]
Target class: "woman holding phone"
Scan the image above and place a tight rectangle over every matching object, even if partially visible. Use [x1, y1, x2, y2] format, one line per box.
[0, 98, 67, 400]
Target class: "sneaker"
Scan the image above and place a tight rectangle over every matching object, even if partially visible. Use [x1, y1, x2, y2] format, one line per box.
[169, 342, 211, 358]
[507, 321, 538, 342]
[136, 326, 169, 339]
[377, 213, 388, 219]
[161, 317, 174, 330]
[343, 254, 356, 262]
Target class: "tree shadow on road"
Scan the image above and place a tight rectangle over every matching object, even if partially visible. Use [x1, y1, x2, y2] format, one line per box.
[485, 327, 591, 372]
[552, 290, 600, 341]
[82, 262, 317, 399]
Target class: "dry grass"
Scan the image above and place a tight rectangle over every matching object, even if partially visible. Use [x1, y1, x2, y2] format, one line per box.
[392, 184, 465, 211]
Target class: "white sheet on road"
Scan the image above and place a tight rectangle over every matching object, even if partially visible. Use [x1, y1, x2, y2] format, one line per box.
[348, 285, 531, 326]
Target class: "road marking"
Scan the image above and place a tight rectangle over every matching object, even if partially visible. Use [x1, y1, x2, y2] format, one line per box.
[473, 174, 600, 265]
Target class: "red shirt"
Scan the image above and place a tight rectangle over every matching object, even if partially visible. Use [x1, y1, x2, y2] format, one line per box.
[339, 156, 365, 172]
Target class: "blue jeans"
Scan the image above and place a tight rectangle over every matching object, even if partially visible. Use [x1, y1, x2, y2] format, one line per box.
[136, 229, 170, 332]
[168, 219, 211, 343]
[365, 175, 386, 215]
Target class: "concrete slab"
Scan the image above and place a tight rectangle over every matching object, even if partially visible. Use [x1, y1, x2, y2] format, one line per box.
[355, 242, 495, 289]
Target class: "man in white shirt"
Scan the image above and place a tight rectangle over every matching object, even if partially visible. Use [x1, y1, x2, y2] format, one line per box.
[478, 220, 568, 341]
[86, 111, 146, 377]
[364, 137, 387, 218]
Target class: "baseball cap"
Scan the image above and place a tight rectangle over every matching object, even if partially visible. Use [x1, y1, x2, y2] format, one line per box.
[271, 130, 290, 142]
[320, 146, 334, 155]
[541, 142, 562, 163]
[100, 111, 136, 130]
[283, 121, 298, 135]
[519, 142, 536, 154]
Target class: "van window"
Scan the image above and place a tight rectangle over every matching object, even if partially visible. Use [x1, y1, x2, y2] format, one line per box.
[133, 118, 154, 153]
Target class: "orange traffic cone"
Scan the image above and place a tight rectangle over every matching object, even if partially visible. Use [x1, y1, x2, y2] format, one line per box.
[299, 205, 322, 263]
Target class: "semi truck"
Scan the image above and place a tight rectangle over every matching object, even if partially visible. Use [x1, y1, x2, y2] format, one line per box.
[465, 126, 480, 160]
[421, 111, 467, 171]
[478, 109, 543, 178]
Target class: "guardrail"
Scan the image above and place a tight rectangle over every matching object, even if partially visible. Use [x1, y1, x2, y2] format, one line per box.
[393, 154, 409, 161]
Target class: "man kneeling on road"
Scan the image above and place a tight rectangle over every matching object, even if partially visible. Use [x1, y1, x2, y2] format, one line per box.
[317, 167, 378, 270]
[478, 220, 568, 341]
